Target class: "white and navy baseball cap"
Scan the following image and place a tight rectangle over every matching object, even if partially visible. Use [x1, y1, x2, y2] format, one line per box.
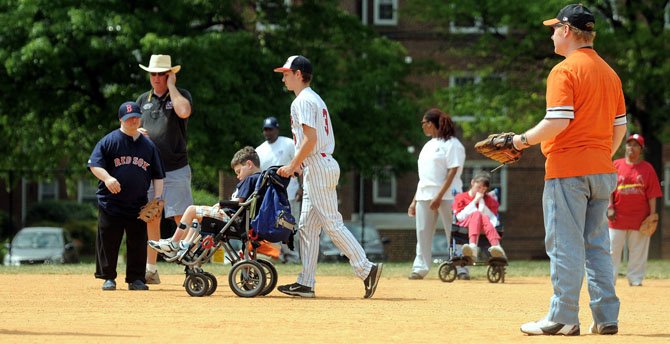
[274, 55, 313, 74]
[263, 116, 279, 129]
[118, 101, 142, 121]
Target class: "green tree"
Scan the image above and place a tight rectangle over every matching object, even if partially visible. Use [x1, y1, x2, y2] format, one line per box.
[404, 0, 670, 175]
[0, 0, 419, 195]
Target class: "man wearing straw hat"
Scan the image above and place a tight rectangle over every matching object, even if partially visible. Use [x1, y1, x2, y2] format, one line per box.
[136, 54, 193, 284]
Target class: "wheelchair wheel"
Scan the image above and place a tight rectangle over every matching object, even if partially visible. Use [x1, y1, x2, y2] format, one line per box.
[202, 272, 218, 296]
[185, 273, 210, 297]
[256, 258, 278, 296]
[487, 264, 505, 283]
[228, 260, 266, 298]
[438, 262, 457, 283]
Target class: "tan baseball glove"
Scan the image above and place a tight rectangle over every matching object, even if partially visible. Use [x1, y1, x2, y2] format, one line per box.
[138, 198, 164, 223]
[474, 132, 523, 165]
[639, 213, 658, 236]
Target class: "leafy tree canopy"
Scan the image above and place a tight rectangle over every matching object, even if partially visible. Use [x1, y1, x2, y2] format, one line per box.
[0, 0, 419, 193]
[404, 0, 670, 173]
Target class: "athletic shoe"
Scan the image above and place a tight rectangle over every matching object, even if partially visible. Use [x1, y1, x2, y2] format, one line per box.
[488, 245, 506, 258]
[461, 243, 478, 260]
[148, 239, 178, 254]
[145, 270, 161, 284]
[175, 240, 192, 261]
[102, 279, 116, 291]
[629, 281, 642, 286]
[457, 272, 471, 280]
[408, 272, 423, 280]
[520, 319, 580, 336]
[364, 263, 383, 299]
[128, 280, 149, 291]
[277, 283, 315, 298]
[589, 322, 618, 335]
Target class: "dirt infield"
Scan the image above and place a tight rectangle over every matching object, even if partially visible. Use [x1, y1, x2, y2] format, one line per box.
[1, 273, 669, 343]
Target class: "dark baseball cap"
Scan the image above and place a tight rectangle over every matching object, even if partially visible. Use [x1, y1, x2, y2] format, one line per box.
[263, 116, 279, 129]
[274, 55, 313, 74]
[543, 3, 595, 31]
[118, 101, 142, 121]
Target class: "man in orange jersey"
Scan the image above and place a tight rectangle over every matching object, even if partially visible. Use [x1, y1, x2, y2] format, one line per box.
[507, 4, 627, 337]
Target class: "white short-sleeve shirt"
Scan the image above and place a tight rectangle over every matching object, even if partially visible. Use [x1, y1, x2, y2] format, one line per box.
[415, 137, 465, 201]
[256, 136, 300, 200]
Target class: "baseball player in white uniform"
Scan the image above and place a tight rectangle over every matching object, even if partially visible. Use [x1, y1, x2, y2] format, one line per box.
[256, 116, 301, 263]
[274, 55, 382, 299]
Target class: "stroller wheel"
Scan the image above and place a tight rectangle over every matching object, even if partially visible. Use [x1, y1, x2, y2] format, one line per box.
[185, 273, 210, 297]
[487, 264, 505, 283]
[202, 272, 218, 296]
[438, 262, 457, 283]
[256, 259, 278, 296]
[228, 260, 266, 298]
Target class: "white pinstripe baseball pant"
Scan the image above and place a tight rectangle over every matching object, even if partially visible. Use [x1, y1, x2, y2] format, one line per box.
[296, 154, 373, 288]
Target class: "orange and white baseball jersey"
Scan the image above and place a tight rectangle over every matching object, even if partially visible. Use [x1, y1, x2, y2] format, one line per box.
[541, 48, 627, 179]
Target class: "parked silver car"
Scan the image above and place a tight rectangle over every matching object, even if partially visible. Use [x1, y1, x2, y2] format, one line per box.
[319, 222, 389, 262]
[3, 227, 79, 266]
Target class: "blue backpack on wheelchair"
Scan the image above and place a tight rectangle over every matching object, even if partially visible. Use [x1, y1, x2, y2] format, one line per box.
[249, 167, 296, 246]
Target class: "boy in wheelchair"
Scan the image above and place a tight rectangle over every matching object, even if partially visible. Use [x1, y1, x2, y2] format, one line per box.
[148, 146, 280, 261]
[453, 171, 506, 260]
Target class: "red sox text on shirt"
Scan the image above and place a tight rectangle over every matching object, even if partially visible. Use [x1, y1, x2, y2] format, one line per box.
[114, 156, 150, 171]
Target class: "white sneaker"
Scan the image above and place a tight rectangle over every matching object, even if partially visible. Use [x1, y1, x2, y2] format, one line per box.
[520, 319, 580, 336]
[461, 243, 478, 260]
[176, 240, 192, 261]
[148, 239, 178, 254]
[488, 245, 506, 258]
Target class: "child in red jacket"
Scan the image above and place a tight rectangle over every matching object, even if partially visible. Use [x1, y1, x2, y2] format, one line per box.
[453, 172, 506, 259]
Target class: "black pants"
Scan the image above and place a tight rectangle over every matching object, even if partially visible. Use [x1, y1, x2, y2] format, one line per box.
[95, 208, 147, 283]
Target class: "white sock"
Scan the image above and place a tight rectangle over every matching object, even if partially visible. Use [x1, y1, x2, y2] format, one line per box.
[146, 263, 157, 273]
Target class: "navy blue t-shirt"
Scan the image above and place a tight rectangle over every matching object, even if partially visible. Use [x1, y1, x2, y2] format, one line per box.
[87, 129, 165, 218]
[235, 172, 262, 201]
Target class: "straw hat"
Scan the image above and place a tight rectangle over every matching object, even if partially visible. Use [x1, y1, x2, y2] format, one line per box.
[139, 54, 181, 74]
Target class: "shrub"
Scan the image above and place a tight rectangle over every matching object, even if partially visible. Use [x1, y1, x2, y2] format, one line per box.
[25, 200, 96, 226]
[192, 188, 219, 206]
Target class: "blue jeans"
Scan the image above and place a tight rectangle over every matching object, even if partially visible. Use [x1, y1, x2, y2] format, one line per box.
[543, 174, 619, 326]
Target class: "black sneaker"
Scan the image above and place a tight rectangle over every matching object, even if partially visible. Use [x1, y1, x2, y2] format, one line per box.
[102, 279, 116, 291]
[589, 322, 618, 335]
[364, 263, 383, 299]
[278, 283, 315, 298]
[128, 280, 149, 291]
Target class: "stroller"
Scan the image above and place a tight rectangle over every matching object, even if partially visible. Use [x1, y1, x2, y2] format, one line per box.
[438, 189, 508, 283]
[159, 166, 296, 297]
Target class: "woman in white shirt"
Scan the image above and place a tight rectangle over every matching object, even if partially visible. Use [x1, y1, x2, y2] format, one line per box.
[407, 108, 465, 279]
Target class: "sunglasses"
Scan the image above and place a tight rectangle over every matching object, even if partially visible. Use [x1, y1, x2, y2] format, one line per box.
[150, 72, 167, 76]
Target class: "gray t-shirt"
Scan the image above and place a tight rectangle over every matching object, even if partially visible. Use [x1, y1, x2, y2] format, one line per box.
[136, 88, 193, 172]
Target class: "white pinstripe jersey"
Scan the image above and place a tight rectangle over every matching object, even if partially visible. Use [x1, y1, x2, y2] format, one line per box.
[289, 87, 335, 164]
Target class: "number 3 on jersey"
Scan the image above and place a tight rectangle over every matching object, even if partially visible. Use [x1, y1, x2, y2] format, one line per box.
[323, 109, 330, 136]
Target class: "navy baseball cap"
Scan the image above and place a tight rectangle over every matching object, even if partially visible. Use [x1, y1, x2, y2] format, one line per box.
[274, 55, 313, 74]
[263, 116, 279, 129]
[118, 101, 142, 121]
[543, 3, 595, 31]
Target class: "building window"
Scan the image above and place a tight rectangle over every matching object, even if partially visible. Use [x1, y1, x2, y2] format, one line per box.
[372, 168, 396, 204]
[461, 161, 508, 212]
[38, 181, 59, 202]
[373, 0, 398, 26]
[256, 0, 291, 32]
[78, 179, 98, 204]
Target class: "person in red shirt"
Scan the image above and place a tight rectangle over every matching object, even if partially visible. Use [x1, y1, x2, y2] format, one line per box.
[608, 134, 662, 287]
[453, 172, 506, 259]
